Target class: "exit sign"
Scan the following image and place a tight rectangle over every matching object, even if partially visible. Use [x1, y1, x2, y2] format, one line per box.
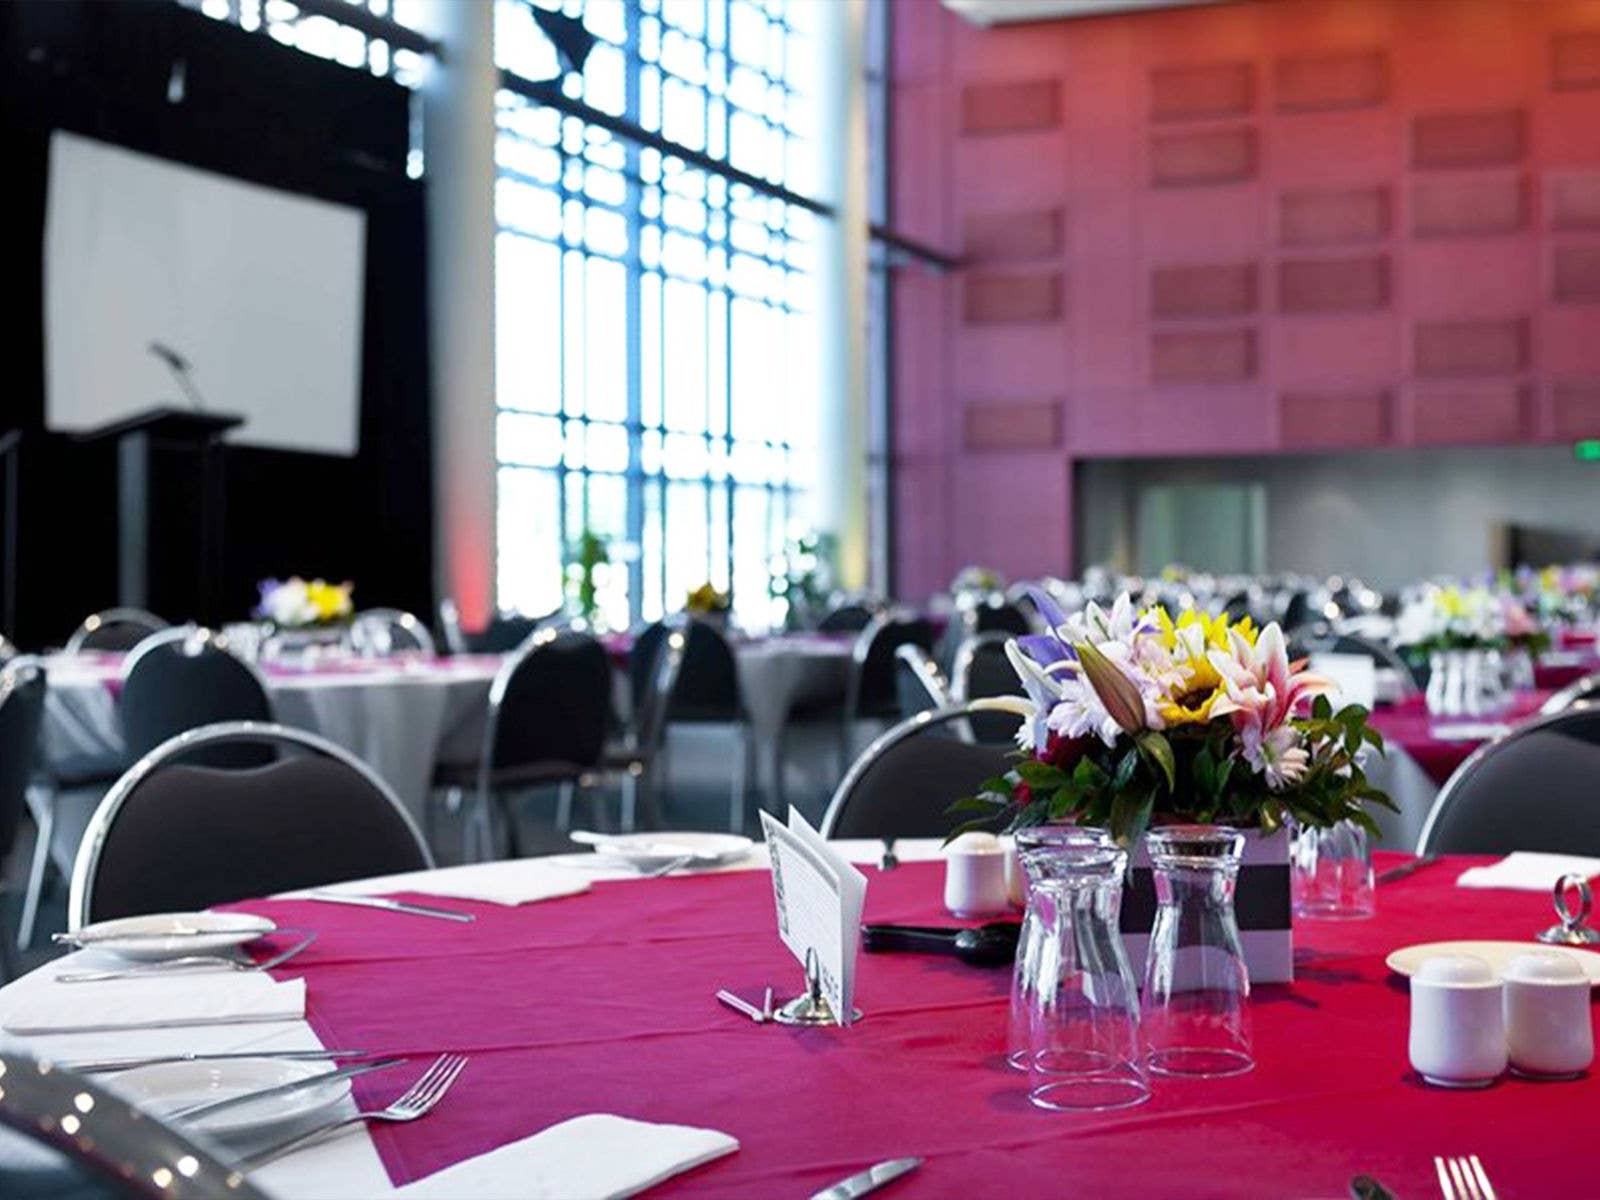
[1576, 440, 1600, 462]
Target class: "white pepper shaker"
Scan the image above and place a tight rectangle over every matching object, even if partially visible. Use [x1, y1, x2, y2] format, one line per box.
[1409, 954, 1506, 1088]
[943, 831, 1010, 918]
[1503, 951, 1594, 1080]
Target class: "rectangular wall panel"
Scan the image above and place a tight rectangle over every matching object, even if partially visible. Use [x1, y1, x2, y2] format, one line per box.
[1150, 128, 1257, 187]
[1278, 186, 1390, 245]
[960, 80, 1061, 135]
[1150, 62, 1254, 121]
[1151, 329, 1257, 383]
[1553, 244, 1600, 303]
[962, 400, 1062, 451]
[1411, 110, 1525, 169]
[1279, 390, 1390, 447]
[962, 271, 1063, 324]
[1552, 31, 1600, 91]
[1278, 256, 1390, 313]
[1552, 381, 1600, 436]
[962, 209, 1062, 261]
[1550, 175, 1600, 231]
[1414, 318, 1530, 377]
[1150, 262, 1258, 318]
[1274, 51, 1387, 112]
[1412, 175, 1526, 236]
[1412, 382, 1529, 444]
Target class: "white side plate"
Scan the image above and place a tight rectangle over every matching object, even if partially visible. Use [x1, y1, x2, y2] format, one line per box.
[107, 1059, 351, 1140]
[1386, 940, 1600, 986]
[73, 912, 276, 962]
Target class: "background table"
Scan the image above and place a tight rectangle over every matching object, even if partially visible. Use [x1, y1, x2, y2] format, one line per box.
[2, 849, 1587, 1198]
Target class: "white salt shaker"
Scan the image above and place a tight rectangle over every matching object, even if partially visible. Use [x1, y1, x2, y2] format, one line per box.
[1409, 954, 1506, 1088]
[1502, 951, 1594, 1079]
[999, 835, 1026, 908]
[944, 831, 1010, 918]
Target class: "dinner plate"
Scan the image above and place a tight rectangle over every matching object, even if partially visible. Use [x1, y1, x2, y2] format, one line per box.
[1386, 940, 1600, 986]
[72, 912, 276, 962]
[107, 1059, 351, 1140]
[587, 832, 754, 871]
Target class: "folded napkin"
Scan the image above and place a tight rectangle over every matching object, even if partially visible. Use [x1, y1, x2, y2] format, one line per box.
[392, 1114, 738, 1200]
[288, 861, 590, 907]
[1430, 722, 1511, 742]
[1456, 852, 1600, 891]
[2, 975, 305, 1036]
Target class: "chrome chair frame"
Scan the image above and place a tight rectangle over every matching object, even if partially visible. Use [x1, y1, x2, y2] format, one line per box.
[348, 608, 437, 656]
[63, 608, 168, 655]
[893, 642, 950, 717]
[1541, 671, 1600, 715]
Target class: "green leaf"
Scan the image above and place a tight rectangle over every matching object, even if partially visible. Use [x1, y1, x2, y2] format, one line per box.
[1193, 743, 1217, 797]
[1110, 787, 1155, 848]
[1112, 749, 1139, 791]
[1073, 756, 1110, 788]
[1015, 760, 1066, 790]
[1136, 730, 1176, 792]
[1312, 694, 1333, 720]
[945, 795, 1008, 815]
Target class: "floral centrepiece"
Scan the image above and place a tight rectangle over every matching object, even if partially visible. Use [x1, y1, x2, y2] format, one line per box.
[255, 577, 353, 628]
[1396, 585, 1549, 656]
[955, 591, 1394, 846]
[685, 582, 731, 615]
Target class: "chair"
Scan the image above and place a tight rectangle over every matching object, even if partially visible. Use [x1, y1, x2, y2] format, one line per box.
[583, 621, 688, 833]
[935, 599, 1031, 677]
[435, 630, 613, 856]
[847, 612, 937, 724]
[1416, 706, 1600, 857]
[63, 608, 168, 655]
[817, 603, 877, 634]
[0, 1050, 268, 1200]
[1542, 672, 1600, 715]
[1296, 629, 1420, 696]
[894, 643, 949, 721]
[950, 632, 1024, 744]
[438, 598, 468, 655]
[0, 660, 45, 977]
[820, 704, 1022, 840]
[467, 611, 547, 653]
[68, 722, 431, 928]
[348, 607, 436, 656]
[119, 629, 274, 767]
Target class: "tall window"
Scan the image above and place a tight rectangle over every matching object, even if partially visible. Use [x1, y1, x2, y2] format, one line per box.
[493, 0, 820, 631]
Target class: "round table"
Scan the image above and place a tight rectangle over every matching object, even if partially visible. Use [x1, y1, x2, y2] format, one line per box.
[0, 848, 1591, 1198]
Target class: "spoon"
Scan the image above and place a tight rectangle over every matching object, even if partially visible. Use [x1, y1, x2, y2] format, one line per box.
[861, 921, 1021, 967]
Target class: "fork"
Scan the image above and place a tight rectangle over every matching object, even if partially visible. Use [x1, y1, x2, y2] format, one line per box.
[238, 1053, 469, 1171]
[1434, 1155, 1498, 1200]
[55, 932, 318, 983]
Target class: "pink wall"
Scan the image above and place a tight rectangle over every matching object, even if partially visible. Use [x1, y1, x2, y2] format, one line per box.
[889, 0, 1600, 597]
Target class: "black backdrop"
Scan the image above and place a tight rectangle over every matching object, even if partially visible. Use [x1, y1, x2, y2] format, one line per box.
[0, 0, 433, 648]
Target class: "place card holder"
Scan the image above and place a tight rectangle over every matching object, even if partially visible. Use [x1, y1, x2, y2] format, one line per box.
[773, 947, 863, 1027]
[1538, 874, 1600, 946]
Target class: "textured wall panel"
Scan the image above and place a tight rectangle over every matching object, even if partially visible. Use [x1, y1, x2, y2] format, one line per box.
[1552, 31, 1600, 91]
[1150, 262, 1258, 318]
[1278, 256, 1390, 313]
[1151, 329, 1257, 383]
[1150, 128, 1257, 187]
[1412, 383, 1529, 444]
[1411, 110, 1525, 168]
[1414, 318, 1530, 376]
[1553, 244, 1600, 303]
[962, 271, 1063, 324]
[1552, 381, 1600, 436]
[1279, 390, 1390, 446]
[1278, 186, 1390, 245]
[962, 209, 1062, 261]
[960, 80, 1061, 135]
[1550, 175, 1600, 231]
[962, 400, 1062, 451]
[1412, 175, 1527, 236]
[1150, 62, 1254, 121]
[1274, 50, 1388, 112]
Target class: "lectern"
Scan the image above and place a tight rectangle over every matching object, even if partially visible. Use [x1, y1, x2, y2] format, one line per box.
[74, 408, 244, 623]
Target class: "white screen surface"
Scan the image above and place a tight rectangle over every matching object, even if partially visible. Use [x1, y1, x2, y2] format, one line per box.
[44, 131, 366, 456]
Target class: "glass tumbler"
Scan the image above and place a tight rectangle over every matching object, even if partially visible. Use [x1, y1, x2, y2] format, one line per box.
[1291, 819, 1375, 920]
[1141, 825, 1254, 1078]
[1007, 826, 1115, 1071]
[1025, 842, 1148, 1112]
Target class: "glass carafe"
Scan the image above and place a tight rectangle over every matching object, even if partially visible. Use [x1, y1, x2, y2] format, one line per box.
[1141, 825, 1253, 1078]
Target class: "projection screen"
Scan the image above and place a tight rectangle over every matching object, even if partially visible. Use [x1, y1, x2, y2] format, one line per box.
[44, 130, 366, 456]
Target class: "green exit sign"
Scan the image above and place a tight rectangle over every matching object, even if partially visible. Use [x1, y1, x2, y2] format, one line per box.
[1576, 440, 1600, 462]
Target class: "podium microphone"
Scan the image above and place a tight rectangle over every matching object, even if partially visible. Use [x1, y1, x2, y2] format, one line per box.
[148, 341, 207, 412]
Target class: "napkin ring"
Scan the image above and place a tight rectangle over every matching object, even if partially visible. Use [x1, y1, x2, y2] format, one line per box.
[1538, 873, 1600, 946]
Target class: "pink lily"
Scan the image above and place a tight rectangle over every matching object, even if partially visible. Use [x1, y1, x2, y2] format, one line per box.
[1207, 623, 1333, 735]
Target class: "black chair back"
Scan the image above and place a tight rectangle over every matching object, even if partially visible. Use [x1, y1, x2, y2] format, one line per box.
[631, 622, 688, 758]
[72, 722, 431, 926]
[821, 705, 1022, 839]
[1418, 707, 1600, 855]
[0, 660, 45, 866]
[850, 614, 935, 720]
[486, 630, 612, 774]
[120, 630, 273, 767]
[951, 633, 1023, 743]
[894, 644, 948, 722]
[668, 619, 741, 721]
[469, 612, 546, 654]
[65, 609, 168, 655]
[818, 604, 876, 634]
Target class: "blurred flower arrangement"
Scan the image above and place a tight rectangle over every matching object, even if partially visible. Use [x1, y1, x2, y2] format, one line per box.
[255, 577, 353, 628]
[769, 533, 836, 628]
[1500, 564, 1600, 628]
[685, 582, 731, 615]
[953, 592, 1393, 846]
[1396, 585, 1550, 655]
[565, 529, 610, 626]
[951, 565, 1006, 597]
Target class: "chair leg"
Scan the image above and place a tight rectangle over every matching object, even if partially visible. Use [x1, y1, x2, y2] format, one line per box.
[18, 795, 54, 951]
[502, 792, 523, 859]
[729, 725, 748, 834]
[556, 781, 575, 831]
[620, 771, 638, 832]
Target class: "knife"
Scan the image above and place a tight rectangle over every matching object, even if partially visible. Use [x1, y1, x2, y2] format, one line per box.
[168, 1055, 406, 1122]
[809, 1157, 922, 1200]
[300, 893, 475, 922]
[63, 1049, 368, 1075]
[1377, 854, 1439, 884]
[1350, 1174, 1396, 1200]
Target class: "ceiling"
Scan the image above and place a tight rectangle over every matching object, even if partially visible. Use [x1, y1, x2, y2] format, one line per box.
[940, 0, 1229, 26]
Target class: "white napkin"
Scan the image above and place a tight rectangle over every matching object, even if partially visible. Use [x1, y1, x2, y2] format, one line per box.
[392, 1114, 739, 1200]
[286, 861, 590, 907]
[1456, 852, 1600, 891]
[2, 974, 305, 1036]
[1430, 722, 1511, 742]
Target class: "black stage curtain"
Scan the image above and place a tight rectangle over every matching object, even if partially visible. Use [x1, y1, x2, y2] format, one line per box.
[0, 0, 433, 647]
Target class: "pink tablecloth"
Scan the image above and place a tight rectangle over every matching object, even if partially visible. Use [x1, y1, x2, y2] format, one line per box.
[230, 854, 1596, 1198]
[1367, 691, 1551, 786]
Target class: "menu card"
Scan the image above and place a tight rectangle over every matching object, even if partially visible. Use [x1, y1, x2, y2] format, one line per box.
[759, 808, 867, 1025]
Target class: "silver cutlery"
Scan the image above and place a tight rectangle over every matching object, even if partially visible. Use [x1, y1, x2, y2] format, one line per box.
[55, 932, 317, 983]
[762, 986, 774, 1021]
[809, 1157, 923, 1200]
[1351, 1175, 1396, 1200]
[300, 892, 475, 922]
[563, 854, 695, 878]
[63, 1048, 369, 1075]
[169, 1055, 406, 1122]
[716, 989, 768, 1023]
[237, 1053, 469, 1171]
[1434, 1154, 1497, 1200]
[1378, 855, 1440, 884]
